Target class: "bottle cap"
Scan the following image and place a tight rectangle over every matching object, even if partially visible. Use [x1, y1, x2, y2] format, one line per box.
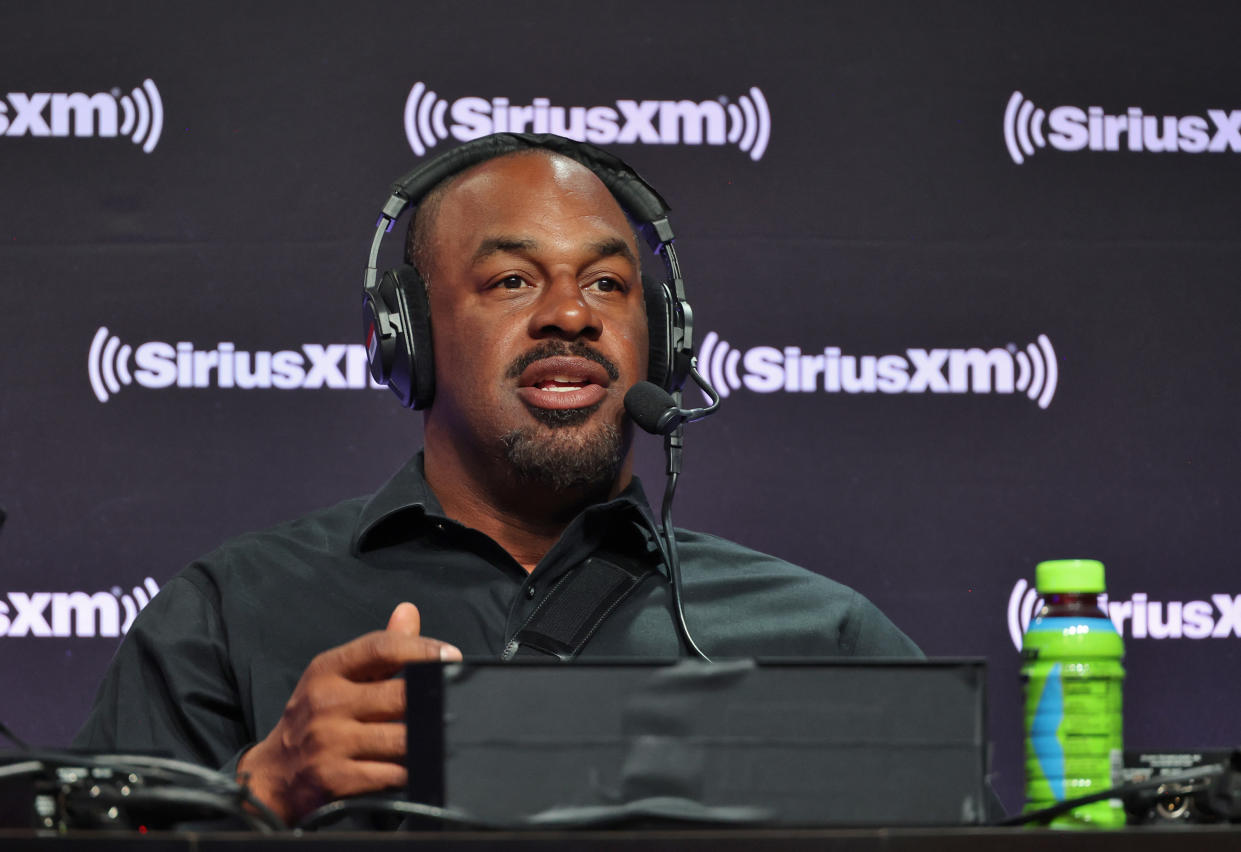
[1035, 559, 1106, 593]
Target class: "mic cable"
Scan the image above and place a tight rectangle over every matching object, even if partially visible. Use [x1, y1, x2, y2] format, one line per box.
[624, 361, 722, 662]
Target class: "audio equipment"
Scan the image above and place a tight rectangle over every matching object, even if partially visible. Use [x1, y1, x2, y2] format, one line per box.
[624, 370, 721, 437]
[362, 132, 694, 410]
[402, 660, 989, 827]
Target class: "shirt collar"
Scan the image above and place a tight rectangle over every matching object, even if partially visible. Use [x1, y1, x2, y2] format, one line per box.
[351, 452, 662, 555]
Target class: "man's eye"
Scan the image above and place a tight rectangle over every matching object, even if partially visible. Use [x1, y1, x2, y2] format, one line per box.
[590, 277, 624, 293]
[495, 276, 528, 290]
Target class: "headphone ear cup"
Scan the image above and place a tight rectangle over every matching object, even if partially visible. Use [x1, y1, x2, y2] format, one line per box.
[363, 276, 400, 388]
[364, 265, 435, 409]
[392, 264, 436, 410]
[643, 274, 674, 391]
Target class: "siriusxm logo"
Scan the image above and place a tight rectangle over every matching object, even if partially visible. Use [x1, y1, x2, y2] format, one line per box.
[698, 332, 1058, 409]
[404, 81, 771, 161]
[0, 80, 163, 153]
[88, 327, 382, 403]
[1007, 579, 1241, 650]
[0, 578, 159, 638]
[1004, 91, 1241, 165]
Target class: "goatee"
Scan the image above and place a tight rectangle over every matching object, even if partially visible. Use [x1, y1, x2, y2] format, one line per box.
[500, 339, 625, 490]
[501, 415, 624, 491]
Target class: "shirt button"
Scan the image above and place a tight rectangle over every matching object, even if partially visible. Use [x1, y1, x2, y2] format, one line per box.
[525, 586, 536, 599]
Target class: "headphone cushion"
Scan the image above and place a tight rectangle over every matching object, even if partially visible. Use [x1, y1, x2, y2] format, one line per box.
[643, 275, 673, 391]
[390, 264, 436, 409]
[373, 136, 690, 403]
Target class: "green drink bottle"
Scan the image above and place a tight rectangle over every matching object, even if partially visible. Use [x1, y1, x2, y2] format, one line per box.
[1021, 559, 1125, 828]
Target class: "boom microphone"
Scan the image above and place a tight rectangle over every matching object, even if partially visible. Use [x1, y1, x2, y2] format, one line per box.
[623, 364, 723, 436]
[624, 382, 680, 435]
[623, 362, 722, 663]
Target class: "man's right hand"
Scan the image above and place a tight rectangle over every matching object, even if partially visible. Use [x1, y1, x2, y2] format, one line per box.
[236, 602, 461, 825]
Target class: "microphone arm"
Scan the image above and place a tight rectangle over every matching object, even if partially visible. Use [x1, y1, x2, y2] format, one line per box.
[622, 360, 722, 662]
[648, 362, 722, 439]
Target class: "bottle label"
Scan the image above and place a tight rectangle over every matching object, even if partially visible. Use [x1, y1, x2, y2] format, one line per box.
[1021, 613, 1125, 827]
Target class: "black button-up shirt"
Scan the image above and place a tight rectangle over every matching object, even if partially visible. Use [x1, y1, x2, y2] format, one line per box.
[74, 453, 920, 772]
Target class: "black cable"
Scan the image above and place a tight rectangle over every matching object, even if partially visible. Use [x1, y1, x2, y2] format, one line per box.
[237, 784, 288, 832]
[104, 752, 250, 785]
[297, 796, 495, 831]
[66, 784, 276, 833]
[117, 761, 285, 832]
[997, 763, 1226, 826]
[0, 759, 44, 779]
[0, 748, 287, 833]
[0, 720, 30, 750]
[661, 468, 710, 662]
[297, 795, 771, 832]
[107, 754, 285, 830]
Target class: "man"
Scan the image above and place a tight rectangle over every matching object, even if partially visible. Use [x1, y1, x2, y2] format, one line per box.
[75, 140, 920, 825]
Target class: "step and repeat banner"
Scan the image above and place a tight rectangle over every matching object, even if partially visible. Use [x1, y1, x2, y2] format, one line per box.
[2, 1, 1238, 811]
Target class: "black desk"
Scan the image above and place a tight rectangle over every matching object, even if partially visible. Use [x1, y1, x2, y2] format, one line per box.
[3, 827, 1240, 851]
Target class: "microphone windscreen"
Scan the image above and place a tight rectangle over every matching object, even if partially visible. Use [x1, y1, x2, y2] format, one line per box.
[624, 381, 677, 434]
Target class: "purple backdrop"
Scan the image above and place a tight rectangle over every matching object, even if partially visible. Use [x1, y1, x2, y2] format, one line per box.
[1, 0, 1239, 813]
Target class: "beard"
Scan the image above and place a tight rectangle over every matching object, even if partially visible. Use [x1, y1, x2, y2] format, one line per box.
[501, 402, 624, 491]
[498, 340, 626, 491]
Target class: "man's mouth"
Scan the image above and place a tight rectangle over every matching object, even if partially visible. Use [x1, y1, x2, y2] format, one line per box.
[516, 356, 611, 411]
[536, 377, 591, 392]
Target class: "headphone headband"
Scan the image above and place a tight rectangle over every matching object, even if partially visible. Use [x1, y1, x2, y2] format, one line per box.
[362, 133, 693, 409]
[390, 133, 672, 231]
[367, 133, 677, 291]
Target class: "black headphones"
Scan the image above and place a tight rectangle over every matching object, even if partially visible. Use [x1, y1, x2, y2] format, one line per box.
[362, 133, 695, 410]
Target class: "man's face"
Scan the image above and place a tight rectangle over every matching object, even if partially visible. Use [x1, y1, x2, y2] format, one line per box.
[421, 152, 648, 491]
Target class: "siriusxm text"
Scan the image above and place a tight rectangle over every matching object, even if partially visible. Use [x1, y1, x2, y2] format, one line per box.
[1, 579, 160, 638]
[450, 96, 732, 145]
[740, 346, 1022, 394]
[130, 342, 380, 390]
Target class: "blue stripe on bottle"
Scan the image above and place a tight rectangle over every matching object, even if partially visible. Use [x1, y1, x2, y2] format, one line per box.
[1031, 662, 1065, 800]
[1028, 616, 1118, 635]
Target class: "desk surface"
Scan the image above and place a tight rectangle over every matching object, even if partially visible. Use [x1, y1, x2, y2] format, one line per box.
[3, 826, 1240, 851]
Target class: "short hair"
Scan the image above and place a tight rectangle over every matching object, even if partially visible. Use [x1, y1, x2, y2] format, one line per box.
[403, 148, 641, 285]
[403, 169, 457, 277]
[405, 149, 554, 282]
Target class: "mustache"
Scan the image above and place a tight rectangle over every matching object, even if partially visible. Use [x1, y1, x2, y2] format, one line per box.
[505, 341, 620, 382]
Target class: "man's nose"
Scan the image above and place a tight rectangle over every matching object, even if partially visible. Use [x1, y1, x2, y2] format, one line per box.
[528, 276, 601, 340]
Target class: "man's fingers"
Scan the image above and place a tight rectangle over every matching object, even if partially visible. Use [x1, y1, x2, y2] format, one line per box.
[386, 602, 421, 636]
[348, 721, 407, 761]
[291, 754, 408, 818]
[321, 760, 408, 803]
[249, 624, 452, 825]
[315, 630, 461, 681]
[349, 678, 407, 722]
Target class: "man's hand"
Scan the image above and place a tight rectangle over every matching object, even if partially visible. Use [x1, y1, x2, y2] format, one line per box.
[236, 602, 461, 825]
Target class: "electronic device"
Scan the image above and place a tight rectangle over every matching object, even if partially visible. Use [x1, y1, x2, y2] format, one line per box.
[362, 132, 695, 410]
[403, 659, 989, 827]
[1121, 749, 1238, 824]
